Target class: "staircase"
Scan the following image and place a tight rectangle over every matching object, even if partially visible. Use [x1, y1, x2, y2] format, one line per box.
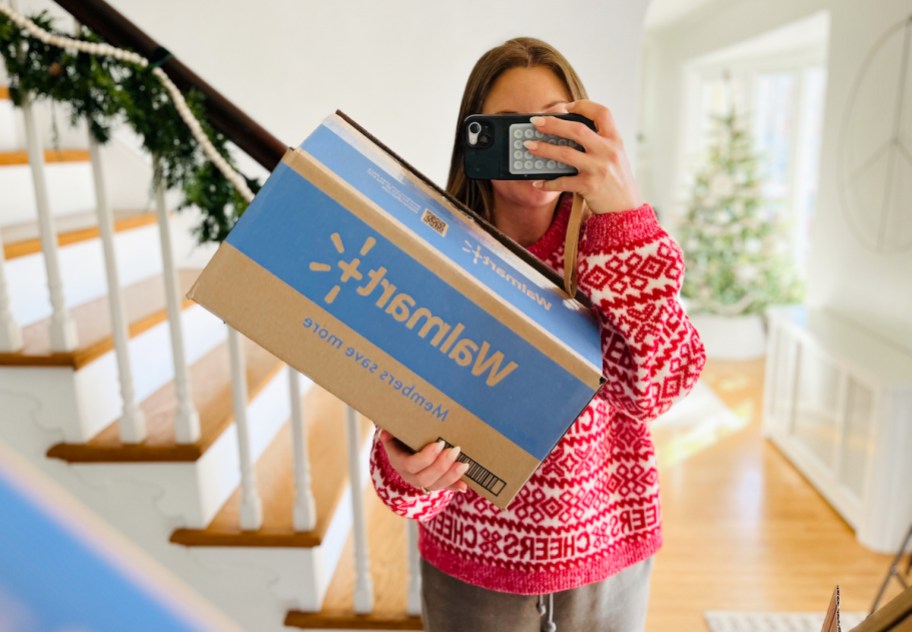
[0, 67, 423, 632]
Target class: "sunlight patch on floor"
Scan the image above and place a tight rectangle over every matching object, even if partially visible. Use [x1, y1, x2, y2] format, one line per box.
[652, 381, 749, 468]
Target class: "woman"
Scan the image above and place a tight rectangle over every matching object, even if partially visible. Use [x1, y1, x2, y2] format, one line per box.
[369, 37, 705, 631]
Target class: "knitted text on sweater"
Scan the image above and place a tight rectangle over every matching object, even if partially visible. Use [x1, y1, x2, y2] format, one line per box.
[370, 196, 706, 594]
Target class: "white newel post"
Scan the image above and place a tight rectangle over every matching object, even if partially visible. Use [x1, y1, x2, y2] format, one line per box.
[345, 405, 374, 614]
[0, 231, 23, 352]
[406, 520, 421, 616]
[227, 327, 262, 530]
[288, 366, 316, 531]
[153, 158, 200, 443]
[14, 32, 77, 351]
[89, 137, 146, 442]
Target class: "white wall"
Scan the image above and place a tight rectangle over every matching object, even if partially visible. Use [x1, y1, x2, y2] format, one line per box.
[9, 0, 652, 273]
[639, 0, 830, 218]
[641, 0, 912, 354]
[11, 0, 651, 186]
[6, 0, 654, 295]
[806, 0, 912, 353]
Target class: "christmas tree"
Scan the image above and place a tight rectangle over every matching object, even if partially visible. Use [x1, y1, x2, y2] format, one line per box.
[678, 105, 803, 316]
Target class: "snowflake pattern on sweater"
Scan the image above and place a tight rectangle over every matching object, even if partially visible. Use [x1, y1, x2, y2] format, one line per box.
[370, 196, 705, 595]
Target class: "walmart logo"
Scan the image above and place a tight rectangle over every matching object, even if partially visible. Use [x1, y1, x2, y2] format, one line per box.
[462, 240, 553, 311]
[308, 233, 376, 304]
[308, 231, 519, 388]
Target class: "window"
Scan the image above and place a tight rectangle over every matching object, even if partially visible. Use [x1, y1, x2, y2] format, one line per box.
[679, 14, 829, 273]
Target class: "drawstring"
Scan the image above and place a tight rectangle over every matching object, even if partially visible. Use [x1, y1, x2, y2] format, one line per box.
[536, 593, 557, 632]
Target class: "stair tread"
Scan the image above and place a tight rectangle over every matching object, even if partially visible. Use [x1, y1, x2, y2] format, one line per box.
[1, 80, 418, 629]
[284, 487, 422, 630]
[0, 269, 199, 369]
[47, 333, 283, 463]
[170, 386, 373, 548]
[2, 209, 159, 260]
[0, 148, 91, 166]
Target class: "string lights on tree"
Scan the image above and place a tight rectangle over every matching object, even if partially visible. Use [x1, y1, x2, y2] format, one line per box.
[678, 102, 803, 316]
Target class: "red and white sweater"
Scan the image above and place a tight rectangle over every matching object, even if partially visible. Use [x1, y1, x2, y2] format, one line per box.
[370, 196, 706, 595]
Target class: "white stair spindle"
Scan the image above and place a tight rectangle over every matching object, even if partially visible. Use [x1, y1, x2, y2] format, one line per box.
[345, 405, 374, 614]
[406, 520, 422, 616]
[153, 159, 200, 443]
[227, 327, 262, 530]
[288, 366, 316, 531]
[0, 8, 22, 356]
[18, 89, 77, 352]
[89, 137, 146, 443]
[0, 231, 23, 352]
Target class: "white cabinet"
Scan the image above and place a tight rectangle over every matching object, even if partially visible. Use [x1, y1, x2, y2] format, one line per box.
[763, 307, 912, 553]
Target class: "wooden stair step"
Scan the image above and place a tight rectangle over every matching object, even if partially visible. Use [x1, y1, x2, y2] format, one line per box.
[0, 148, 91, 166]
[0, 269, 199, 369]
[2, 209, 159, 260]
[47, 333, 284, 463]
[284, 485, 423, 630]
[170, 386, 373, 548]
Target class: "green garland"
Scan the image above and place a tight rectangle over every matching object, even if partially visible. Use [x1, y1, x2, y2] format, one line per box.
[0, 11, 260, 244]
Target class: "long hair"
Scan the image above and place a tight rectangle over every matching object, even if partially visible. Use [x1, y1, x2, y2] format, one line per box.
[445, 37, 588, 221]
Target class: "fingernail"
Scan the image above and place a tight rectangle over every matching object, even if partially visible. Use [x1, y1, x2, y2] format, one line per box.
[450, 446, 462, 459]
[523, 140, 539, 150]
[530, 116, 546, 126]
[435, 440, 446, 453]
[531, 180, 543, 188]
[456, 462, 470, 475]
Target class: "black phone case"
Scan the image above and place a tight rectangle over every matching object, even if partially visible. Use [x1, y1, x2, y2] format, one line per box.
[462, 113, 596, 180]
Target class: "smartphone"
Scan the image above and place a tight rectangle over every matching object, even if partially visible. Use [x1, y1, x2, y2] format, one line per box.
[462, 113, 596, 180]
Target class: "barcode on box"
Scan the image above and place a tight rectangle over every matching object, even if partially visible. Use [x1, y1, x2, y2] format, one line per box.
[438, 438, 506, 496]
[422, 209, 448, 236]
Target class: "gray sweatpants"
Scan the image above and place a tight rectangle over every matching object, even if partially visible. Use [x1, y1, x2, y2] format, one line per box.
[421, 557, 654, 632]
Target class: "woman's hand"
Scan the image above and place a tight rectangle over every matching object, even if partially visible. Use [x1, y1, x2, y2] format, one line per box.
[379, 429, 469, 494]
[525, 100, 643, 215]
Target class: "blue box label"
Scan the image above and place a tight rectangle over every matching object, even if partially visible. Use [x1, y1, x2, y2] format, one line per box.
[227, 161, 597, 461]
[300, 119, 602, 370]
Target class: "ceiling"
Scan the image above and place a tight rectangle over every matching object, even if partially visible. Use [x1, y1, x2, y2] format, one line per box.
[644, 0, 722, 29]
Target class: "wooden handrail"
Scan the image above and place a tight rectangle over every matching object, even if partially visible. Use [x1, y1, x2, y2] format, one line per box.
[53, 0, 286, 171]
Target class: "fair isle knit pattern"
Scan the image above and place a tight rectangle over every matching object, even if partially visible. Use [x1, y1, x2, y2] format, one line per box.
[370, 196, 706, 595]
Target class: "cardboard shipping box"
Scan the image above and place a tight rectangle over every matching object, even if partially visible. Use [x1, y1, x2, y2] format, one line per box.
[188, 112, 604, 509]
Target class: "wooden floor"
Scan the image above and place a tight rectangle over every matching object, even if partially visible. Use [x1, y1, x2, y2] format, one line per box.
[291, 358, 905, 630]
[647, 358, 902, 631]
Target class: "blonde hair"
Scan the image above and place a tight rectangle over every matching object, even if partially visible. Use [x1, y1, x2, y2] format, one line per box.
[445, 37, 588, 221]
